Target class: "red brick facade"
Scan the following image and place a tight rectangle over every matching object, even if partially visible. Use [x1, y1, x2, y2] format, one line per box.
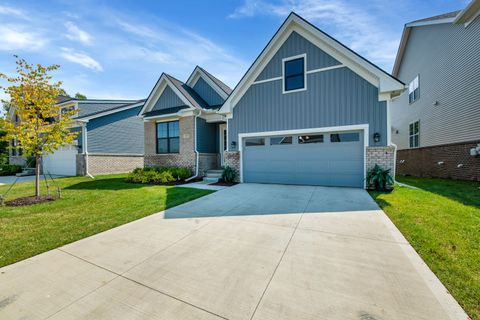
[396, 140, 480, 181]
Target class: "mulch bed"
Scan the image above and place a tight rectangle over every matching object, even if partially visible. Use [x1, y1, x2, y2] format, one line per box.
[211, 181, 238, 187]
[5, 195, 57, 207]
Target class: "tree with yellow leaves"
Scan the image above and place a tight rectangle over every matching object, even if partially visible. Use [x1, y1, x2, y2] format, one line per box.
[0, 56, 78, 197]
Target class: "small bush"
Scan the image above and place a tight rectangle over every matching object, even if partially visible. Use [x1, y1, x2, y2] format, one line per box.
[126, 166, 192, 184]
[366, 164, 394, 191]
[222, 166, 237, 183]
[0, 164, 23, 176]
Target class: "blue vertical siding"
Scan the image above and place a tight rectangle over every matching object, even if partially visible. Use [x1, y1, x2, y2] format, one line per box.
[196, 117, 218, 153]
[87, 106, 144, 154]
[256, 31, 341, 81]
[193, 77, 224, 106]
[229, 67, 387, 147]
[152, 86, 184, 111]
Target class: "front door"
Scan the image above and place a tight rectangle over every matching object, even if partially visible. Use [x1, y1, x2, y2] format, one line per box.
[219, 123, 227, 166]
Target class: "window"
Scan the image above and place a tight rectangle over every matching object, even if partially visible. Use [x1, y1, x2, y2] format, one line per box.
[11, 139, 16, 156]
[245, 138, 265, 147]
[330, 133, 360, 142]
[409, 121, 420, 148]
[270, 136, 292, 145]
[156, 121, 179, 153]
[298, 135, 323, 144]
[284, 56, 305, 92]
[408, 75, 419, 103]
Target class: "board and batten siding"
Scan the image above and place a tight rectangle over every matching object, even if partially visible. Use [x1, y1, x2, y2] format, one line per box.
[196, 117, 218, 153]
[391, 18, 480, 150]
[152, 86, 185, 111]
[229, 67, 387, 148]
[193, 77, 224, 106]
[256, 31, 341, 81]
[87, 106, 144, 154]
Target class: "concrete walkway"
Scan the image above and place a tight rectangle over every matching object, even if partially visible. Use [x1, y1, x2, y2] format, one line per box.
[0, 184, 467, 320]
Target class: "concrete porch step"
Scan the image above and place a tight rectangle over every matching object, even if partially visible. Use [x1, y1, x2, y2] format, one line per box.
[202, 169, 224, 183]
[16, 168, 36, 177]
[202, 177, 220, 184]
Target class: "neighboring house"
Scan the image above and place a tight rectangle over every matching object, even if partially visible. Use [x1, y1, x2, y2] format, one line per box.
[391, 0, 480, 181]
[140, 13, 405, 188]
[9, 97, 145, 176]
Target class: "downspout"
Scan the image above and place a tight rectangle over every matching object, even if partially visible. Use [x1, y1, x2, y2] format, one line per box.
[81, 121, 94, 179]
[185, 110, 200, 182]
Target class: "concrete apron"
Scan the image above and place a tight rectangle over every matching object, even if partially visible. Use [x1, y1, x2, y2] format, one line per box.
[0, 184, 468, 320]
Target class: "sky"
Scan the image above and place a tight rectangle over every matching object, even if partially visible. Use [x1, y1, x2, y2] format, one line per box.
[0, 0, 468, 102]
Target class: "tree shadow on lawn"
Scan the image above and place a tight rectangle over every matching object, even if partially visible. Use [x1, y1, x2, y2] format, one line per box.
[64, 177, 147, 191]
[396, 176, 480, 208]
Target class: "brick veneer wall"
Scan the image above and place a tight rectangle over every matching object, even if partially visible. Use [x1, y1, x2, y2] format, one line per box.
[144, 116, 196, 171]
[223, 151, 240, 182]
[87, 154, 143, 175]
[396, 140, 480, 181]
[198, 153, 219, 175]
[366, 146, 396, 174]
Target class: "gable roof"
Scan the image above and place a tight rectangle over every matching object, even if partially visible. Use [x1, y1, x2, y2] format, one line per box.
[164, 74, 209, 109]
[393, 0, 479, 77]
[220, 12, 404, 113]
[75, 100, 138, 118]
[186, 66, 232, 100]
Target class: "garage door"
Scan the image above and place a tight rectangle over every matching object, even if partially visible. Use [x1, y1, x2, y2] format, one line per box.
[42, 145, 78, 176]
[242, 130, 364, 187]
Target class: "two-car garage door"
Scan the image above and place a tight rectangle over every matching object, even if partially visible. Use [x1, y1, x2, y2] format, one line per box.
[242, 130, 364, 188]
[42, 145, 78, 176]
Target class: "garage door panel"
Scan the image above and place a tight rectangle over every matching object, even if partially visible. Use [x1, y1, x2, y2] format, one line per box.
[42, 146, 77, 176]
[243, 131, 364, 188]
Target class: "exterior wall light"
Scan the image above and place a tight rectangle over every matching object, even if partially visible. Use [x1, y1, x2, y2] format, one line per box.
[373, 132, 381, 143]
[231, 141, 237, 149]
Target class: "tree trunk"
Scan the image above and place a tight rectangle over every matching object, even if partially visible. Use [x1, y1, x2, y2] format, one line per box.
[35, 155, 41, 197]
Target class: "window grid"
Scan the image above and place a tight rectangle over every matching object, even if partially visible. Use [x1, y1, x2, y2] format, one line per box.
[156, 121, 180, 154]
[284, 56, 305, 92]
[409, 121, 420, 148]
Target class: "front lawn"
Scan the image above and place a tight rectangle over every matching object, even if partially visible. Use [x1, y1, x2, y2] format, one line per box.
[370, 176, 480, 320]
[0, 174, 214, 268]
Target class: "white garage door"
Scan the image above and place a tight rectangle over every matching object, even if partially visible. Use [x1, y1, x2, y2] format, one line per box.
[42, 145, 78, 176]
[242, 130, 364, 188]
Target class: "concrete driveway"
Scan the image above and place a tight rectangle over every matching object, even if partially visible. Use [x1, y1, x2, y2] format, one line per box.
[0, 184, 466, 320]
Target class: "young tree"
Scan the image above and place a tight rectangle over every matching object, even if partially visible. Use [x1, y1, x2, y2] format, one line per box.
[74, 92, 87, 100]
[0, 56, 78, 196]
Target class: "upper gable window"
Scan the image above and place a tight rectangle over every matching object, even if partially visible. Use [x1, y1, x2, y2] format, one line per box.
[283, 55, 306, 93]
[408, 75, 419, 104]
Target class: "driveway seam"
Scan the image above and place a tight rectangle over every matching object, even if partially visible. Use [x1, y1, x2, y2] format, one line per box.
[248, 187, 314, 320]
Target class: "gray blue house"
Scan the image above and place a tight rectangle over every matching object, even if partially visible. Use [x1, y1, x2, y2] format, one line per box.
[391, 0, 480, 181]
[40, 98, 145, 176]
[140, 13, 405, 188]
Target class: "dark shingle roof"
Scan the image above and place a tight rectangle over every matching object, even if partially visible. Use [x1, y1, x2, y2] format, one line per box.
[76, 100, 139, 118]
[143, 106, 189, 118]
[409, 10, 460, 24]
[56, 95, 74, 104]
[77, 99, 145, 119]
[164, 74, 210, 109]
[198, 66, 233, 95]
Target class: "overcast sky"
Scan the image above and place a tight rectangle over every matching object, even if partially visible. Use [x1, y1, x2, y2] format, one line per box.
[0, 0, 467, 102]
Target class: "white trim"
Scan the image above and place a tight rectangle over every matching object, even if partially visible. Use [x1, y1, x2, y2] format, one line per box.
[237, 124, 369, 188]
[78, 102, 144, 121]
[454, 0, 480, 25]
[252, 76, 283, 85]
[282, 53, 307, 94]
[186, 67, 229, 100]
[386, 99, 392, 145]
[219, 123, 227, 166]
[306, 64, 345, 74]
[220, 14, 404, 113]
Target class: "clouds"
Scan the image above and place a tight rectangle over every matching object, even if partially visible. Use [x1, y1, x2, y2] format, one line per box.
[0, 25, 47, 51]
[60, 48, 103, 71]
[229, 0, 401, 70]
[64, 21, 91, 44]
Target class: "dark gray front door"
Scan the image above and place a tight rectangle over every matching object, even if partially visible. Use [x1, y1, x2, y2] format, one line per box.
[242, 131, 364, 187]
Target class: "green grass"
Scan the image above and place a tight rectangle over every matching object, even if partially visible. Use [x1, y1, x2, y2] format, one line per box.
[0, 174, 214, 268]
[370, 176, 480, 320]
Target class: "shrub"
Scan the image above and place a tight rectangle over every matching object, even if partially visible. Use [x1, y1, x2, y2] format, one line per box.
[222, 166, 237, 183]
[126, 166, 192, 184]
[366, 164, 394, 191]
[0, 164, 23, 176]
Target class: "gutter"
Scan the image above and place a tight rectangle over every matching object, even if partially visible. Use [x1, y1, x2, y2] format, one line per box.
[185, 110, 201, 182]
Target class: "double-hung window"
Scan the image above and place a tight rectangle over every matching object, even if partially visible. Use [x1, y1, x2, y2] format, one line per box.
[409, 121, 420, 148]
[156, 121, 179, 153]
[283, 55, 305, 92]
[408, 75, 420, 103]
